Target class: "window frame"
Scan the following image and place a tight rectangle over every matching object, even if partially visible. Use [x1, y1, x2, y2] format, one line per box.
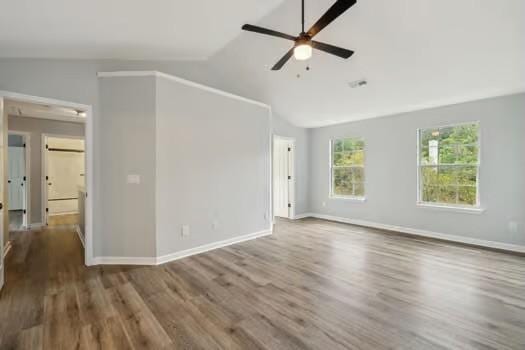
[416, 121, 482, 210]
[329, 137, 366, 200]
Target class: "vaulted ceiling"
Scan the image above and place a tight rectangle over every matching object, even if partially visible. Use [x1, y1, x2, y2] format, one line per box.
[0, 0, 285, 59]
[1, 0, 524, 127]
[204, 0, 525, 127]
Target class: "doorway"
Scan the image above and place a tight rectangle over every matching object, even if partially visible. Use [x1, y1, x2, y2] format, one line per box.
[273, 136, 295, 219]
[42, 135, 85, 227]
[0, 91, 94, 291]
[7, 132, 30, 230]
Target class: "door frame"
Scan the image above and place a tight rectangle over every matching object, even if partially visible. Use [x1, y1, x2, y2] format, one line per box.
[42, 133, 85, 225]
[0, 91, 94, 271]
[272, 135, 295, 220]
[7, 131, 31, 229]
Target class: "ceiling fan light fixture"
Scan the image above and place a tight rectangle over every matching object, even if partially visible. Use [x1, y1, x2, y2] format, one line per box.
[294, 43, 312, 60]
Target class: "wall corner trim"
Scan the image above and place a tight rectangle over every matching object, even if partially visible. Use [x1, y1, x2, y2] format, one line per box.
[92, 228, 272, 266]
[97, 71, 271, 110]
[307, 213, 525, 254]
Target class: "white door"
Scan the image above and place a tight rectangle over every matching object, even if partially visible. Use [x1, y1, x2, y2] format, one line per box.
[46, 138, 84, 217]
[8, 146, 25, 210]
[273, 138, 293, 218]
[0, 98, 6, 290]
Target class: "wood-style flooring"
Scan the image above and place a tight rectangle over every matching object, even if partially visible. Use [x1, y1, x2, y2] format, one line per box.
[1, 218, 524, 349]
[47, 213, 80, 226]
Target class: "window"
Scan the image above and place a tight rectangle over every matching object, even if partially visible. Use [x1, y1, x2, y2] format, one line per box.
[418, 122, 480, 207]
[330, 138, 365, 198]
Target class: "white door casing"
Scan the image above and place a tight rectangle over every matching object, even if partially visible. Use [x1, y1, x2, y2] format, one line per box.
[273, 137, 295, 219]
[0, 97, 5, 290]
[8, 146, 25, 210]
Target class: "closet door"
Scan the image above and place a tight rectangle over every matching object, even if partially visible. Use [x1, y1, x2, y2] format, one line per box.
[8, 146, 24, 210]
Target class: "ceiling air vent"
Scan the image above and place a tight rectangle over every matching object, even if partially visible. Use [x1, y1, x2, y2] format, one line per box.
[349, 79, 367, 88]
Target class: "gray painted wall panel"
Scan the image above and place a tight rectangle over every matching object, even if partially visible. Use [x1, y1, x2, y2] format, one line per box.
[309, 94, 525, 246]
[98, 77, 157, 257]
[155, 76, 271, 256]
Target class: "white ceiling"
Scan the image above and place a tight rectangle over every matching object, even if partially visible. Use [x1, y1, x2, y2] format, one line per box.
[206, 0, 525, 127]
[1, 0, 523, 127]
[0, 0, 284, 60]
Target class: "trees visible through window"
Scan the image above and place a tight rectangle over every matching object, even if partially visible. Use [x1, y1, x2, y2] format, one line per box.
[331, 138, 365, 198]
[418, 123, 480, 206]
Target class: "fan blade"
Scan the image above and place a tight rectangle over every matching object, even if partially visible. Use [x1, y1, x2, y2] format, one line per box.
[242, 24, 296, 41]
[311, 41, 354, 58]
[271, 48, 294, 70]
[307, 0, 356, 38]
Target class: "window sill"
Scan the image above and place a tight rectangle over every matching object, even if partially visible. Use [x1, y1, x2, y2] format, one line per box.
[416, 202, 485, 215]
[330, 196, 367, 202]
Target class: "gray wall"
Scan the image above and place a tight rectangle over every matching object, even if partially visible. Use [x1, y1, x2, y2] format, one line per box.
[8, 116, 85, 223]
[272, 114, 310, 216]
[310, 94, 525, 246]
[1, 58, 523, 258]
[155, 76, 271, 256]
[98, 76, 157, 258]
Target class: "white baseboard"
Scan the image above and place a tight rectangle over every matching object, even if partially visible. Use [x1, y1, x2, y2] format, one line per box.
[75, 225, 85, 247]
[91, 256, 157, 266]
[92, 228, 272, 266]
[156, 228, 272, 265]
[28, 222, 44, 229]
[292, 213, 313, 220]
[309, 213, 525, 253]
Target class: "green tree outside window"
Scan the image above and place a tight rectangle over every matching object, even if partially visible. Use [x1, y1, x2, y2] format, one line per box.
[419, 123, 479, 206]
[331, 138, 365, 198]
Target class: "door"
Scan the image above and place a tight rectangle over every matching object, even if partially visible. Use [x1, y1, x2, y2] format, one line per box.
[8, 146, 25, 210]
[45, 137, 84, 222]
[0, 98, 6, 290]
[273, 138, 293, 218]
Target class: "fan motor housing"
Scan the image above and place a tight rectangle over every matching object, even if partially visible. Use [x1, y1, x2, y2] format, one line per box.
[295, 34, 311, 47]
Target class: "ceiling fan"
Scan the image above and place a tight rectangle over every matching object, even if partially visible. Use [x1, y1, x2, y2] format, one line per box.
[242, 0, 356, 70]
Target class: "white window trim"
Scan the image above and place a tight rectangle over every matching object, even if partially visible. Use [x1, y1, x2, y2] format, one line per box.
[329, 137, 366, 201]
[416, 202, 485, 214]
[416, 121, 483, 213]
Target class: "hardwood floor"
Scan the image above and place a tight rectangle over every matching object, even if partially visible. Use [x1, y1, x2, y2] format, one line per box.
[1, 218, 524, 349]
[47, 213, 80, 226]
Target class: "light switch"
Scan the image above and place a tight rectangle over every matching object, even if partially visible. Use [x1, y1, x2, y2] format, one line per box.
[127, 174, 141, 184]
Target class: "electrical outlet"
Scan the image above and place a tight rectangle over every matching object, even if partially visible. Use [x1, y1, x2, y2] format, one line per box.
[181, 225, 190, 237]
[322, 202, 326, 207]
[212, 220, 219, 230]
